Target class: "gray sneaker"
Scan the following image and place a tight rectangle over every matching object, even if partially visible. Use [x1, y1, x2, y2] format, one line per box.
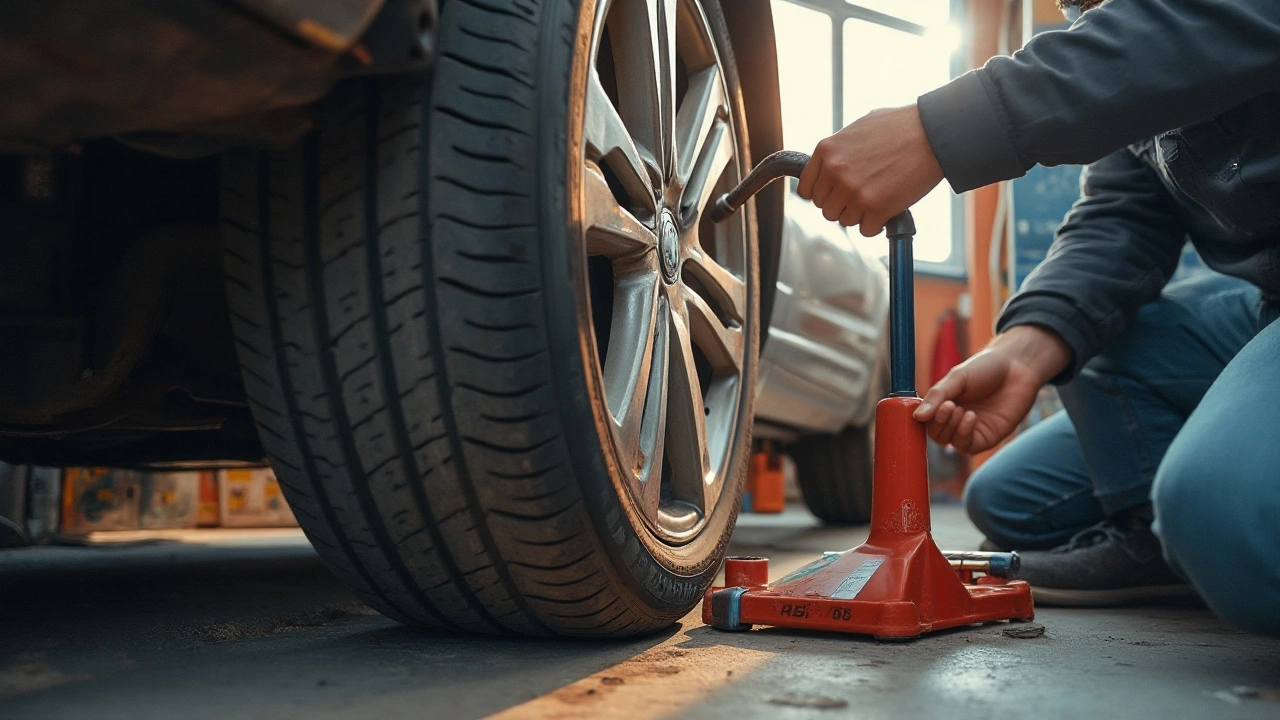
[1018, 511, 1198, 607]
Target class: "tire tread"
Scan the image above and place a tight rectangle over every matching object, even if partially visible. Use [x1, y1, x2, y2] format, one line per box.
[792, 424, 875, 525]
[221, 0, 682, 636]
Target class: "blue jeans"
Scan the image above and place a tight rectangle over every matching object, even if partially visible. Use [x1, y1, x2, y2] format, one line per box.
[964, 273, 1280, 636]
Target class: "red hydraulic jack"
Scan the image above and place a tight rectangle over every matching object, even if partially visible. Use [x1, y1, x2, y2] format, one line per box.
[703, 152, 1035, 639]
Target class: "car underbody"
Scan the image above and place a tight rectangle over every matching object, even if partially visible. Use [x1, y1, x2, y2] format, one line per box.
[0, 0, 786, 470]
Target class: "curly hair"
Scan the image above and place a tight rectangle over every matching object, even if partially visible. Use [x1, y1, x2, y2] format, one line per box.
[1057, 0, 1107, 10]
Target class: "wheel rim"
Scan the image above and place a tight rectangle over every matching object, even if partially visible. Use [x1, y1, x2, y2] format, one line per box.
[580, 0, 748, 544]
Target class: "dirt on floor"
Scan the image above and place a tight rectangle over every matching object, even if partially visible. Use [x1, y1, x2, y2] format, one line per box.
[1, 506, 1277, 720]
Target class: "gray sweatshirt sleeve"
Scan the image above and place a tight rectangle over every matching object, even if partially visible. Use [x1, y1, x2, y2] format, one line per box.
[918, 0, 1280, 193]
[996, 149, 1187, 380]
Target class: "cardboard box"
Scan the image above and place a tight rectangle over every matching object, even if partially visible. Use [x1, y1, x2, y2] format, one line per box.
[60, 467, 140, 534]
[138, 472, 201, 530]
[218, 468, 297, 528]
[197, 471, 220, 527]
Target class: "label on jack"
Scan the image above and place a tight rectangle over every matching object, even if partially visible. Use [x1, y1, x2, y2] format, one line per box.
[830, 559, 884, 600]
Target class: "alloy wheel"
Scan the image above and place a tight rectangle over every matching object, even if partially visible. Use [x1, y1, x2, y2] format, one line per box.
[581, 0, 749, 544]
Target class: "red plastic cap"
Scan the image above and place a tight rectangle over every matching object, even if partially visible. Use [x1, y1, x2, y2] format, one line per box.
[724, 556, 769, 588]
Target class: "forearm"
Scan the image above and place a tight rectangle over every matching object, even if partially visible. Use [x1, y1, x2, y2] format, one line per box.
[986, 325, 1073, 386]
[920, 0, 1280, 192]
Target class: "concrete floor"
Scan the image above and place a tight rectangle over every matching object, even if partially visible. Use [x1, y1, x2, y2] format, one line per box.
[1, 505, 1277, 719]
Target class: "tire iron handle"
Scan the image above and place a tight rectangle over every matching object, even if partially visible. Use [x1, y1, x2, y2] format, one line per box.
[708, 150, 809, 223]
[710, 150, 917, 396]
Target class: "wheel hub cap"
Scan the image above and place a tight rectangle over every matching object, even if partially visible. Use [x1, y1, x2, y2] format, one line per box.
[659, 210, 680, 283]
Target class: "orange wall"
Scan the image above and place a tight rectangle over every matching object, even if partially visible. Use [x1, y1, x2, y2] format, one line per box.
[1033, 0, 1066, 25]
[914, 275, 968, 390]
[911, 0, 1009, 396]
[963, 0, 1006, 361]
[962, 0, 1027, 466]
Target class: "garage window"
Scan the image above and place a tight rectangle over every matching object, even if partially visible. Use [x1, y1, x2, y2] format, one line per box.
[773, 0, 964, 273]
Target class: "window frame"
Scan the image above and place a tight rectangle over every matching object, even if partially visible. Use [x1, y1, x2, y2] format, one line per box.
[775, 0, 967, 277]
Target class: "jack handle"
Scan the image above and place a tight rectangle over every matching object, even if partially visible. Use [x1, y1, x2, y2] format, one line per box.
[711, 150, 918, 396]
[709, 150, 915, 239]
[706, 149, 916, 237]
[708, 150, 809, 223]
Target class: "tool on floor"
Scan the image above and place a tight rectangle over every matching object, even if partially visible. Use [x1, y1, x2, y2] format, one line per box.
[743, 444, 786, 514]
[703, 151, 1034, 639]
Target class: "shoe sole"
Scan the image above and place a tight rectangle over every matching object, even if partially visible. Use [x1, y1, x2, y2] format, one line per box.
[1030, 584, 1200, 608]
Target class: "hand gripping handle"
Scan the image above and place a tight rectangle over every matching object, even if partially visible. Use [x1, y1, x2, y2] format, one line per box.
[709, 151, 914, 239]
[710, 150, 918, 395]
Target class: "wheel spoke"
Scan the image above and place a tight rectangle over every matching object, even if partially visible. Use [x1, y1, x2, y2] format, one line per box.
[585, 71, 657, 213]
[606, 0, 676, 177]
[679, 118, 733, 224]
[584, 164, 658, 259]
[604, 270, 658, 459]
[665, 292, 712, 510]
[603, 274, 668, 520]
[680, 282, 742, 375]
[674, 66, 726, 188]
[683, 244, 745, 326]
[654, 0, 678, 177]
[635, 298, 670, 515]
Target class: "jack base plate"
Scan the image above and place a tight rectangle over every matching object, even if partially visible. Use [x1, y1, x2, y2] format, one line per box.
[703, 535, 1034, 638]
[703, 396, 1034, 638]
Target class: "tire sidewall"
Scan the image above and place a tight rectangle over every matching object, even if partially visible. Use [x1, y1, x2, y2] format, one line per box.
[537, 0, 759, 616]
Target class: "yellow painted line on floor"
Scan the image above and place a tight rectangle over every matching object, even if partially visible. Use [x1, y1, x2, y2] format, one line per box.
[486, 634, 773, 720]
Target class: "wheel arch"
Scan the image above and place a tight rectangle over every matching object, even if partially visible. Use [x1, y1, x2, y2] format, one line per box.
[722, 1, 785, 342]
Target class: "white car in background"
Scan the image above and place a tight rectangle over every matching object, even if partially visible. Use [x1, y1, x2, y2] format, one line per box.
[756, 190, 889, 524]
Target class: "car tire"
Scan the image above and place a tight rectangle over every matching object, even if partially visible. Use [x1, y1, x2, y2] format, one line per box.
[792, 423, 874, 525]
[220, 0, 758, 637]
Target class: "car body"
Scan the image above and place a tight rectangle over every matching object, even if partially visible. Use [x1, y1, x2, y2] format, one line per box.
[757, 190, 888, 440]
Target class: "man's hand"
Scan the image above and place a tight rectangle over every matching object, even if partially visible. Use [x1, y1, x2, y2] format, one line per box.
[797, 104, 945, 237]
[913, 325, 1073, 453]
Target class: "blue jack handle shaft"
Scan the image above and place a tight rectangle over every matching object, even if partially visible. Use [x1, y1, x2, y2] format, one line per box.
[885, 212, 916, 397]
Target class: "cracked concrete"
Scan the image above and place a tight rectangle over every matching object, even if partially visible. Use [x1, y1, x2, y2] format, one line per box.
[0, 506, 1276, 719]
